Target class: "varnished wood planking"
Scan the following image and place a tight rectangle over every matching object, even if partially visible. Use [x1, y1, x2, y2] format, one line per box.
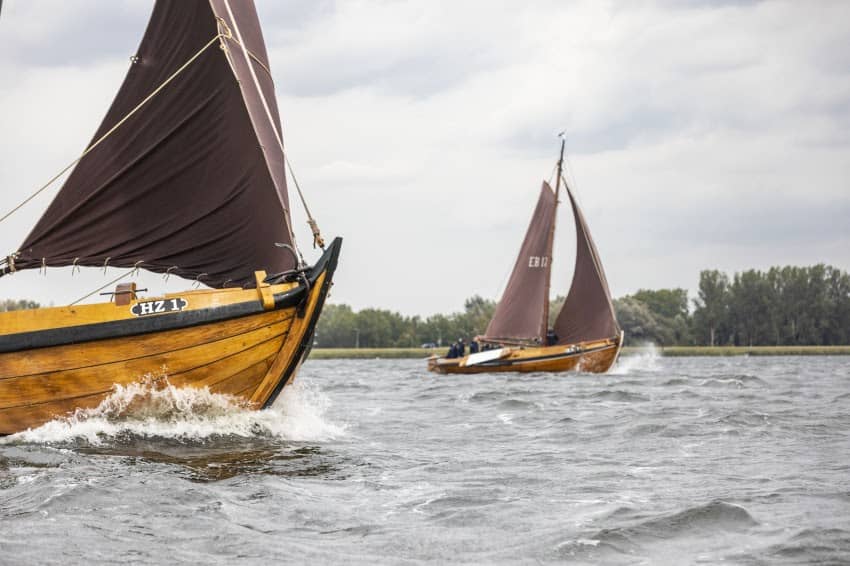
[0, 309, 292, 379]
[0, 329, 287, 413]
[164, 335, 287, 392]
[207, 355, 278, 399]
[250, 271, 329, 406]
[0, 330, 290, 434]
[0, 238, 341, 435]
[0, 320, 292, 407]
[0, 355, 279, 435]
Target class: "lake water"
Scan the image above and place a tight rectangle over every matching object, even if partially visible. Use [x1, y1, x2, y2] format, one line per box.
[1, 354, 848, 564]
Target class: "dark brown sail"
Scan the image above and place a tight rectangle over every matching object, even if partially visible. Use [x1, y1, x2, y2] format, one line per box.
[553, 186, 620, 344]
[483, 182, 557, 343]
[10, 0, 295, 288]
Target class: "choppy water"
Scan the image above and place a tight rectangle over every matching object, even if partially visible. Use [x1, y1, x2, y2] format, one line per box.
[1, 354, 848, 564]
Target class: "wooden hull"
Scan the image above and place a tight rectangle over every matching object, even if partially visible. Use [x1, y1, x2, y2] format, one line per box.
[0, 238, 341, 435]
[427, 335, 622, 375]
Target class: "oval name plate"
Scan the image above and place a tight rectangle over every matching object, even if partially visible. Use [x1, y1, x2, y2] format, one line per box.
[131, 298, 188, 317]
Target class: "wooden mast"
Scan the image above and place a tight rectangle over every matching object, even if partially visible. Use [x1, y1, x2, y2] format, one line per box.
[540, 135, 565, 341]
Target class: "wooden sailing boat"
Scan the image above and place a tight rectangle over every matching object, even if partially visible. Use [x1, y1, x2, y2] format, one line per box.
[0, 1, 341, 435]
[428, 139, 623, 374]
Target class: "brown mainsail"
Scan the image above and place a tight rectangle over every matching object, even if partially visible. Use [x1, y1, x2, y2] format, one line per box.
[553, 187, 621, 344]
[482, 182, 557, 343]
[429, 139, 621, 375]
[9, 0, 294, 289]
[0, 0, 342, 435]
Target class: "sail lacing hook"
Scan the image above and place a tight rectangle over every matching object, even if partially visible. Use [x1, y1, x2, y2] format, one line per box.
[193, 273, 208, 289]
[0, 29, 234, 229]
[102, 257, 111, 274]
[40, 258, 47, 275]
[131, 260, 144, 277]
[163, 266, 179, 283]
[71, 257, 80, 276]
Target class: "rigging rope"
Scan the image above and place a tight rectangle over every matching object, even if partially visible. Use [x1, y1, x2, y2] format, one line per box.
[225, 31, 324, 250]
[0, 30, 231, 227]
[285, 155, 325, 250]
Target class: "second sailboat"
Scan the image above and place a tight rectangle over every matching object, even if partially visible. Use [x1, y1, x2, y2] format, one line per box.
[428, 139, 623, 374]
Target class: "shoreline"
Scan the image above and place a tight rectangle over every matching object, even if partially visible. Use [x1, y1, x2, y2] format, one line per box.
[308, 345, 850, 359]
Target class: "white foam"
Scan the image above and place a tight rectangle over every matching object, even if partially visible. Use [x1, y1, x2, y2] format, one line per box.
[610, 344, 661, 374]
[3, 376, 346, 445]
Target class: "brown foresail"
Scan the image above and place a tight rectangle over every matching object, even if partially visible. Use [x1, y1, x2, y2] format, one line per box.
[553, 186, 620, 344]
[483, 182, 557, 343]
[12, 0, 295, 288]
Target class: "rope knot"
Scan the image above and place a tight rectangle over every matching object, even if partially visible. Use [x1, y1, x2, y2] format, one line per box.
[216, 17, 233, 41]
[308, 218, 325, 250]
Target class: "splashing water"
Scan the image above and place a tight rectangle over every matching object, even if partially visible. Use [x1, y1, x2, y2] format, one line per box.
[610, 344, 661, 375]
[3, 376, 346, 445]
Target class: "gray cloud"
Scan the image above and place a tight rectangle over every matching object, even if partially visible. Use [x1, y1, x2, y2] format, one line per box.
[1, 1, 149, 66]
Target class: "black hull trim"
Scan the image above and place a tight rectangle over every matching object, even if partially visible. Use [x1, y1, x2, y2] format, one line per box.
[0, 241, 340, 354]
[262, 237, 342, 408]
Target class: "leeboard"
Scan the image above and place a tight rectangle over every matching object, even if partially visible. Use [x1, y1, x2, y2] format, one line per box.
[462, 348, 507, 367]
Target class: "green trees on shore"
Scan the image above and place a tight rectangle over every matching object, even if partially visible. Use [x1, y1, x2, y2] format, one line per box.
[315, 296, 496, 348]
[613, 288, 691, 346]
[0, 299, 40, 312]
[314, 264, 850, 348]
[692, 265, 850, 346]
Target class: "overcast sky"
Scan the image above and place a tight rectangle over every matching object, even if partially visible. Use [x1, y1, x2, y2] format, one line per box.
[1, 0, 848, 315]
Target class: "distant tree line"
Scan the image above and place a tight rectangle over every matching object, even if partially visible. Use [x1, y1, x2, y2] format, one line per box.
[690, 265, 850, 346]
[314, 264, 850, 348]
[3, 264, 847, 347]
[315, 296, 497, 349]
[0, 299, 40, 312]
